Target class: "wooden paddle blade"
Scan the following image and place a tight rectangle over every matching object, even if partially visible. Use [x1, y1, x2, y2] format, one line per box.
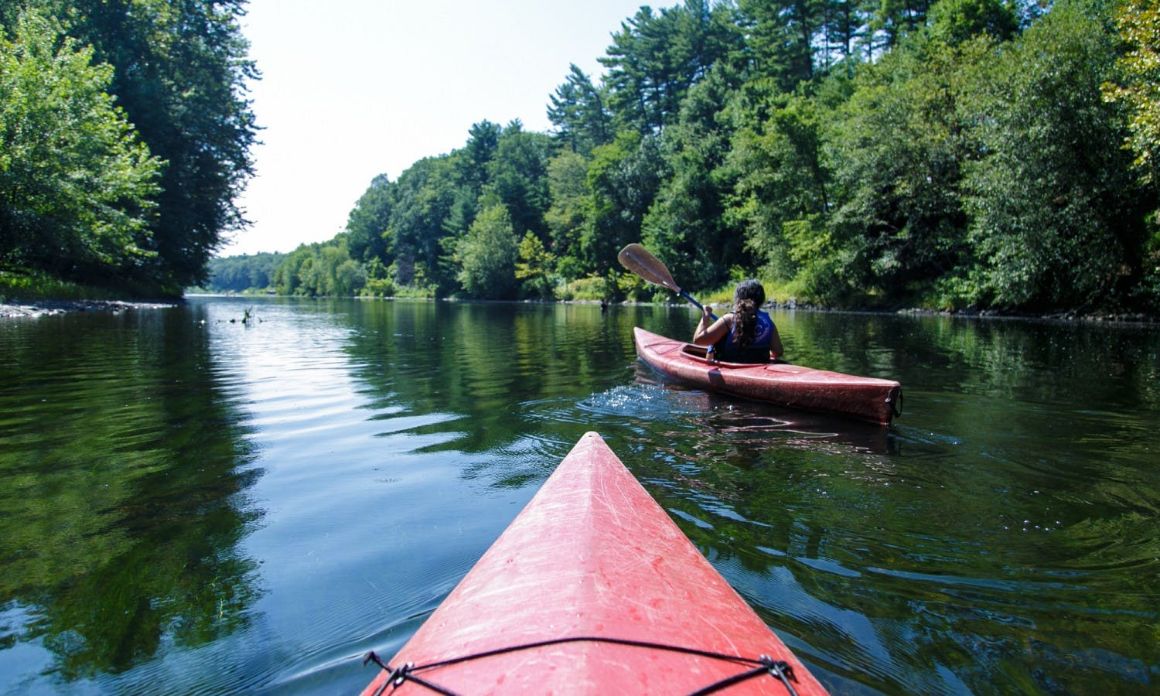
[617, 244, 681, 293]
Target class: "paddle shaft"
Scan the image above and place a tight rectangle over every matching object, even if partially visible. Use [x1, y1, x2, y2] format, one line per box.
[678, 289, 708, 314]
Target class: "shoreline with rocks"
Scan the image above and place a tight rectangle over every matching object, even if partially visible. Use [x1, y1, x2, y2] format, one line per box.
[0, 299, 177, 319]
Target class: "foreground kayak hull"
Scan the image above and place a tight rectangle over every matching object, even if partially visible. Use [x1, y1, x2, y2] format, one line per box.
[633, 327, 902, 426]
[362, 432, 828, 695]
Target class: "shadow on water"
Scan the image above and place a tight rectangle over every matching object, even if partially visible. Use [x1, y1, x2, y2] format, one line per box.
[0, 307, 262, 684]
[626, 362, 898, 455]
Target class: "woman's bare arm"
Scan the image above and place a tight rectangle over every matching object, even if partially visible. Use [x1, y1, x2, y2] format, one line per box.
[693, 307, 731, 345]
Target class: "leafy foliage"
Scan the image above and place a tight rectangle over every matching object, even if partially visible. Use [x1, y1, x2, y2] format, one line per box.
[1102, 0, 1160, 308]
[1, 0, 256, 295]
[455, 205, 518, 298]
[345, 174, 393, 263]
[548, 64, 613, 155]
[271, 237, 365, 298]
[964, 0, 1150, 309]
[515, 231, 557, 299]
[0, 10, 160, 281]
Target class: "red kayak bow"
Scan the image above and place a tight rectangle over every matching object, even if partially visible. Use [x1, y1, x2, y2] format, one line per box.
[361, 432, 828, 695]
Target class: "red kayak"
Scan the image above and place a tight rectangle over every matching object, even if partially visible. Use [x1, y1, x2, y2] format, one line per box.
[361, 432, 829, 695]
[634, 327, 902, 426]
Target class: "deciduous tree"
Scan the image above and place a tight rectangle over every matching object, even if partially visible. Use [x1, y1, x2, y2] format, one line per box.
[0, 10, 161, 281]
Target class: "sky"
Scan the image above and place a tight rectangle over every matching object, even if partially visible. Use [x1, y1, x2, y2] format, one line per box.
[221, 0, 652, 257]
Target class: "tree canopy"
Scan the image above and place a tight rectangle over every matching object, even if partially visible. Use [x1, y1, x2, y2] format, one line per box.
[1, 0, 257, 295]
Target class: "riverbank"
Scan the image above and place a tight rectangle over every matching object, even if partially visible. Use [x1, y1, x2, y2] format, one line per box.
[0, 299, 176, 319]
[766, 301, 1157, 325]
[4, 293, 1153, 326]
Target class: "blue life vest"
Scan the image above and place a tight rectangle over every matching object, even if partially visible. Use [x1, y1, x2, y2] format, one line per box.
[715, 310, 774, 363]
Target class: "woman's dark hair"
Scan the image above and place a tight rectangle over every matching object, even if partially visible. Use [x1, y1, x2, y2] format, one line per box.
[732, 279, 765, 347]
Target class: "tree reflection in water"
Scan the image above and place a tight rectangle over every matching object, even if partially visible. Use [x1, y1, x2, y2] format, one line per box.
[0, 308, 262, 679]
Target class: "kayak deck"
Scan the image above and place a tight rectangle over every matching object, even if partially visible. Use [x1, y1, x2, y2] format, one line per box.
[361, 432, 828, 695]
[633, 327, 902, 426]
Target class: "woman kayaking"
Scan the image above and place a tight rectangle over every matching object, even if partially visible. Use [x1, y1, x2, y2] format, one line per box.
[693, 279, 783, 363]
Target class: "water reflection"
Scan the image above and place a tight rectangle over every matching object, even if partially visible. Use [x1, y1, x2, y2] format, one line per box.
[0, 300, 1157, 694]
[626, 363, 897, 455]
[0, 308, 261, 683]
[338, 301, 643, 482]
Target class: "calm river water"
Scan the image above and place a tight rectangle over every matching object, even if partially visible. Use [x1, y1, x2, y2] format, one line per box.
[0, 297, 1157, 694]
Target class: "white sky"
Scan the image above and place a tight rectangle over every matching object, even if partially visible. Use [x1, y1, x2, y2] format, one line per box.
[221, 0, 651, 257]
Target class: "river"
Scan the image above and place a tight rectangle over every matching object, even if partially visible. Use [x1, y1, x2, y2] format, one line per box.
[0, 297, 1156, 694]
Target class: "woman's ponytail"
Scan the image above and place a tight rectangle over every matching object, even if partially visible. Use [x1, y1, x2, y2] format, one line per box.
[734, 298, 758, 347]
[731, 279, 766, 348]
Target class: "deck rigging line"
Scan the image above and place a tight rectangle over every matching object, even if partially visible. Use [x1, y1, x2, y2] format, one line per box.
[364, 634, 801, 696]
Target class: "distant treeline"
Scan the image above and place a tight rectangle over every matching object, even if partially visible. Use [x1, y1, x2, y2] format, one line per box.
[0, 1, 256, 297]
[198, 253, 285, 294]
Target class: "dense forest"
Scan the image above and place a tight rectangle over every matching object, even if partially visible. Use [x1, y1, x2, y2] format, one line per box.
[6, 1, 1159, 312]
[0, 0, 256, 296]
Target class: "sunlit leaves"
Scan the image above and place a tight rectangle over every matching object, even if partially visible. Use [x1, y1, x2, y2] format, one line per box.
[515, 231, 556, 299]
[455, 205, 518, 299]
[1103, 0, 1160, 182]
[544, 150, 593, 278]
[0, 9, 161, 278]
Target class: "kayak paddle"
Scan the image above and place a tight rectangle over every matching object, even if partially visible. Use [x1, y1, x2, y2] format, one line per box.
[617, 243, 715, 319]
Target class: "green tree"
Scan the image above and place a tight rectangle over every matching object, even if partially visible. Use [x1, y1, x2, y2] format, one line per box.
[601, 1, 741, 134]
[740, 0, 827, 89]
[1102, 0, 1160, 304]
[583, 132, 665, 274]
[387, 154, 458, 291]
[486, 122, 552, 241]
[0, 9, 161, 281]
[729, 87, 838, 285]
[874, 0, 936, 48]
[445, 120, 502, 236]
[455, 204, 518, 298]
[964, 0, 1151, 309]
[52, 0, 259, 290]
[204, 252, 284, 292]
[927, 0, 1019, 44]
[544, 150, 593, 279]
[273, 238, 366, 297]
[825, 34, 988, 305]
[821, 0, 875, 65]
[643, 68, 743, 290]
[272, 247, 306, 295]
[346, 174, 393, 262]
[547, 64, 612, 155]
[515, 231, 556, 299]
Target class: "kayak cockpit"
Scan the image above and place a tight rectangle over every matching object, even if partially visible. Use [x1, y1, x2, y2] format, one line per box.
[680, 342, 784, 367]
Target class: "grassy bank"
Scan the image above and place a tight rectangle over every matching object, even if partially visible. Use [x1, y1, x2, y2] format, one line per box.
[0, 270, 180, 303]
[0, 271, 126, 303]
[0, 269, 179, 303]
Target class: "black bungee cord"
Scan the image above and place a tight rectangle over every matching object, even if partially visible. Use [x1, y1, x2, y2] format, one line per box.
[363, 635, 801, 696]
